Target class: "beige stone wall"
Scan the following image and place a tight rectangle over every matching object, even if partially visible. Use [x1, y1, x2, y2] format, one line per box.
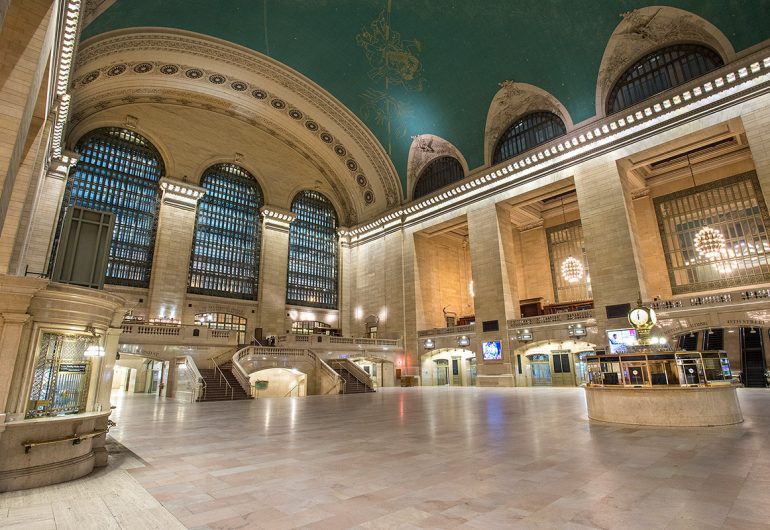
[514, 226, 554, 303]
[0, 0, 56, 274]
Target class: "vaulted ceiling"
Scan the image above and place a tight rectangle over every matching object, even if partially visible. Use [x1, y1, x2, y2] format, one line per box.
[82, 0, 770, 192]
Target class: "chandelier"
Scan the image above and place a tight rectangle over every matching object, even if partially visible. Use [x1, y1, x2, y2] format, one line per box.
[694, 226, 725, 259]
[561, 256, 584, 283]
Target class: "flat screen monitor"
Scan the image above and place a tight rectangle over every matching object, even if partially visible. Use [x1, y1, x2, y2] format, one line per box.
[482, 340, 502, 360]
[607, 329, 636, 353]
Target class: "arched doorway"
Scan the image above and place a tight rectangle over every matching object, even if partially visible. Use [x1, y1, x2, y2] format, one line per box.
[421, 348, 477, 386]
[515, 340, 596, 387]
[348, 356, 395, 387]
[249, 368, 307, 397]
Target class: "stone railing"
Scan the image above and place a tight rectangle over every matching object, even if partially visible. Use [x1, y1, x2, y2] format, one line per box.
[120, 323, 238, 345]
[508, 309, 594, 329]
[276, 333, 401, 348]
[417, 324, 475, 338]
[232, 346, 343, 396]
[648, 287, 770, 311]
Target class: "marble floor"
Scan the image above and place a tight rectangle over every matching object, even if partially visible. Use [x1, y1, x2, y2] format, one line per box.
[2, 387, 770, 529]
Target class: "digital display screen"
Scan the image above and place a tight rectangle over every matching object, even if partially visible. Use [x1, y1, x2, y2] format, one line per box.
[607, 329, 636, 353]
[482, 340, 502, 360]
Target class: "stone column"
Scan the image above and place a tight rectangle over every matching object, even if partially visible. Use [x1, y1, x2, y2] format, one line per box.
[337, 229, 352, 337]
[147, 178, 205, 320]
[257, 206, 296, 337]
[467, 202, 519, 386]
[741, 99, 770, 208]
[165, 359, 177, 398]
[88, 326, 121, 410]
[16, 152, 78, 275]
[0, 0, 55, 237]
[573, 157, 647, 337]
[0, 313, 31, 425]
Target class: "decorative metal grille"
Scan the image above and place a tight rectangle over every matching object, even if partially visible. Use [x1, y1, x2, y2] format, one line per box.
[51, 127, 164, 287]
[547, 220, 592, 303]
[287, 190, 338, 309]
[493, 112, 566, 165]
[413, 156, 464, 199]
[27, 332, 92, 418]
[607, 44, 723, 115]
[188, 164, 264, 299]
[194, 313, 248, 344]
[654, 172, 770, 294]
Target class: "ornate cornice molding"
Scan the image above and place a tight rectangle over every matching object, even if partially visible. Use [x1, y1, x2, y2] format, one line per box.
[73, 29, 402, 212]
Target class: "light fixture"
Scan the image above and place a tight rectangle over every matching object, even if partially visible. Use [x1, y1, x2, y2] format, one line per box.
[424, 339, 435, 350]
[457, 335, 470, 347]
[557, 195, 585, 284]
[83, 326, 105, 357]
[685, 154, 726, 259]
[694, 226, 726, 259]
[561, 256, 585, 284]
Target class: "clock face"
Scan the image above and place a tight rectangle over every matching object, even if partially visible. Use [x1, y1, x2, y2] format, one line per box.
[629, 308, 649, 326]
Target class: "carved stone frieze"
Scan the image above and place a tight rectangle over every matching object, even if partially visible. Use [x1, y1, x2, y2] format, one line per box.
[406, 134, 469, 200]
[74, 30, 402, 211]
[595, 6, 735, 117]
[484, 82, 573, 165]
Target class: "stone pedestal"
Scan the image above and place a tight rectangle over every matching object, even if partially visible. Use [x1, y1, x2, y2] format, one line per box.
[584, 385, 743, 426]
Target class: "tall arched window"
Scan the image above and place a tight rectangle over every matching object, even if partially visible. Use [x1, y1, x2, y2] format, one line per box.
[607, 44, 723, 115]
[188, 164, 264, 300]
[493, 112, 566, 164]
[52, 127, 164, 287]
[287, 190, 338, 309]
[413, 156, 464, 199]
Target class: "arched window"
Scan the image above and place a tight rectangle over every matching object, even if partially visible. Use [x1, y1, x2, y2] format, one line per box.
[286, 190, 338, 309]
[188, 164, 264, 300]
[493, 112, 566, 164]
[607, 44, 723, 115]
[413, 156, 464, 199]
[52, 127, 164, 287]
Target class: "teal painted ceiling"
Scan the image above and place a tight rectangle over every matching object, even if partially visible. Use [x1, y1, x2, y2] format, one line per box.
[83, 1, 770, 192]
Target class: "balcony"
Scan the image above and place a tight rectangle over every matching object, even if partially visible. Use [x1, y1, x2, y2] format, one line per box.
[509, 309, 595, 329]
[275, 333, 402, 353]
[120, 323, 240, 347]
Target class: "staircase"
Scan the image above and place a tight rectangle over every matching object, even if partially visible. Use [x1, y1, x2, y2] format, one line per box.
[329, 359, 375, 394]
[197, 362, 251, 401]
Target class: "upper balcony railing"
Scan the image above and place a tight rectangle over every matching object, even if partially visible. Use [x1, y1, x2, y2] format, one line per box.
[275, 333, 401, 349]
[648, 287, 770, 312]
[120, 323, 239, 345]
[417, 324, 476, 338]
[508, 309, 594, 329]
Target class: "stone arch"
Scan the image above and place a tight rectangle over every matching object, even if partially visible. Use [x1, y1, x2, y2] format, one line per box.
[595, 6, 735, 118]
[484, 82, 573, 167]
[406, 134, 469, 201]
[69, 28, 403, 225]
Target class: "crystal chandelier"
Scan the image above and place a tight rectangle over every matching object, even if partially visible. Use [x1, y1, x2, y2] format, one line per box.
[561, 256, 584, 283]
[694, 226, 726, 259]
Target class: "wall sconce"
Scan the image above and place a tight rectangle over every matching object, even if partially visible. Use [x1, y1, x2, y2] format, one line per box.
[457, 335, 470, 347]
[515, 329, 532, 342]
[568, 324, 587, 337]
[83, 326, 105, 357]
[424, 339, 435, 350]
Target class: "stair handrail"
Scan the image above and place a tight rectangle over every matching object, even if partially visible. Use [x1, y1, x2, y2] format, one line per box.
[284, 383, 300, 397]
[329, 359, 375, 391]
[209, 348, 236, 366]
[183, 355, 206, 401]
[230, 353, 253, 397]
[308, 350, 345, 395]
[210, 358, 234, 400]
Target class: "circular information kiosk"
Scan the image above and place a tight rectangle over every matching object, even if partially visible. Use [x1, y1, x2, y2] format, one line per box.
[584, 303, 743, 426]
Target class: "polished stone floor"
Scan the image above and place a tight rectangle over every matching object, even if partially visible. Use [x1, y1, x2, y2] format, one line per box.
[3, 387, 770, 529]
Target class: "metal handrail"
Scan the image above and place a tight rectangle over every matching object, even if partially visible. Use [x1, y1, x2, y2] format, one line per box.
[183, 355, 205, 401]
[284, 383, 300, 397]
[309, 350, 346, 395]
[231, 346, 344, 395]
[210, 359, 234, 400]
[328, 359, 374, 391]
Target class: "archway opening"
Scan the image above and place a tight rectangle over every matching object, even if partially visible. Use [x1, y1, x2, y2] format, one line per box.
[249, 368, 307, 397]
[421, 348, 477, 386]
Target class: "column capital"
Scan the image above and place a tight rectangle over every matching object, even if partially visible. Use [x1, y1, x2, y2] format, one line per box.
[0, 313, 31, 326]
[159, 178, 206, 210]
[260, 206, 296, 232]
[337, 227, 352, 248]
[46, 151, 79, 180]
